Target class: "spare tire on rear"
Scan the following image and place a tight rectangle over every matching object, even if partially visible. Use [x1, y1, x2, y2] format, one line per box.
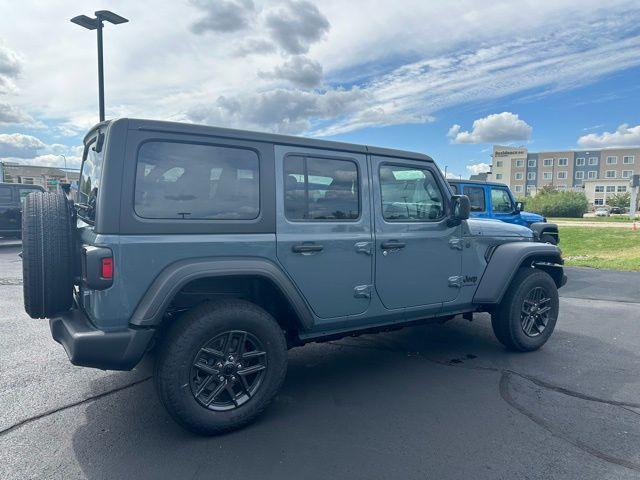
[22, 191, 74, 319]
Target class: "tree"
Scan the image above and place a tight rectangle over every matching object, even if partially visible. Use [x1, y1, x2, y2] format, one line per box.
[607, 192, 631, 209]
[525, 190, 589, 218]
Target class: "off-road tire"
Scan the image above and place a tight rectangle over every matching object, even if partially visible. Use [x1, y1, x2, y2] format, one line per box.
[491, 268, 559, 352]
[22, 192, 74, 318]
[154, 299, 288, 435]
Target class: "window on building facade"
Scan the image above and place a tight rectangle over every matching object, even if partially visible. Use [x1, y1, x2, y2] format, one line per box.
[495, 173, 503, 179]
[623, 156, 635, 164]
[618, 186, 627, 192]
[574, 157, 584, 166]
[606, 156, 618, 164]
[526, 185, 535, 191]
[515, 160, 524, 167]
[514, 185, 523, 193]
[587, 171, 597, 179]
[528, 159, 536, 167]
[558, 158, 569, 166]
[595, 185, 604, 193]
[622, 170, 633, 178]
[515, 172, 523, 180]
[557, 171, 567, 179]
[606, 185, 616, 193]
[594, 198, 604, 206]
[543, 158, 553, 166]
[605, 170, 616, 178]
[495, 161, 503, 167]
[22, 177, 35, 185]
[574, 171, 584, 180]
[527, 172, 536, 180]
[588, 157, 598, 165]
[543, 172, 552, 180]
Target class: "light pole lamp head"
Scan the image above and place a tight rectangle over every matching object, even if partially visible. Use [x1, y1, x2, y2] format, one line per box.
[70, 15, 99, 30]
[95, 10, 129, 25]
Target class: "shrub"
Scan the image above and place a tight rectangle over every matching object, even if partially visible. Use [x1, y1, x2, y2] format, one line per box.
[524, 190, 589, 218]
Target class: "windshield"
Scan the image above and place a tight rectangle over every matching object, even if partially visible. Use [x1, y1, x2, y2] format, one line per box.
[77, 135, 105, 224]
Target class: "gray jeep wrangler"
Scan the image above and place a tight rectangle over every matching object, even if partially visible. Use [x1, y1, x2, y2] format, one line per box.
[22, 118, 566, 435]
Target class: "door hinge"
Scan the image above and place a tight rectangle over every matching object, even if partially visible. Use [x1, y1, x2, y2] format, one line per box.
[449, 237, 464, 250]
[354, 241, 372, 255]
[448, 276, 464, 288]
[354, 284, 372, 299]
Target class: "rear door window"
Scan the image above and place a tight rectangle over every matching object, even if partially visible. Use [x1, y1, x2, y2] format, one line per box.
[0, 187, 12, 204]
[135, 141, 260, 220]
[463, 186, 486, 212]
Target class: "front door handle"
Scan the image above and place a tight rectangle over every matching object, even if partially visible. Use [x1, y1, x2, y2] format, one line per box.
[381, 240, 406, 249]
[292, 244, 324, 254]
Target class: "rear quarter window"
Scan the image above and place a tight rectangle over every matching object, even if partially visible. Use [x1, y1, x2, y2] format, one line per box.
[0, 186, 12, 204]
[134, 141, 260, 220]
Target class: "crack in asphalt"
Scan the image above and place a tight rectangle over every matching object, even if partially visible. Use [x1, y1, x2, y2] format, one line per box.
[328, 338, 640, 472]
[0, 376, 152, 438]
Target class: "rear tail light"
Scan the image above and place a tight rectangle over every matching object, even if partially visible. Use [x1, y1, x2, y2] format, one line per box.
[101, 257, 114, 279]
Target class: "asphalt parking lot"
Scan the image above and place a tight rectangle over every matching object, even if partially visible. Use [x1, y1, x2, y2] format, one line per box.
[1, 242, 639, 479]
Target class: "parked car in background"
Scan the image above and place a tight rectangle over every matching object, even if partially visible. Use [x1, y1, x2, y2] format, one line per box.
[609, 207, 623, 215]
[448, 180, 559, 244]
[0, 182, 45, 237]
[21, 118, 565, 435]
[595, 207, 610, 217]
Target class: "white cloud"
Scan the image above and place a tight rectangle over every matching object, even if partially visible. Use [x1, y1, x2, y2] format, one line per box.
[265, 1, 330, 55]
[577, 123, 640, 148]
[0, 42, 22, 94]
[448, 112, 532, 144]
[0, 133, 45, 158]
[0, 102, 32, 124]
[190, 0, 255, 34]
[259, 56, 323, 88]
[466, 162, 491, 175]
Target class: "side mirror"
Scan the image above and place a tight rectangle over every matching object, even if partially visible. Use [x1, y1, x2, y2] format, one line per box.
[451, 195, 470, 221]
[515, 201, 524, 212]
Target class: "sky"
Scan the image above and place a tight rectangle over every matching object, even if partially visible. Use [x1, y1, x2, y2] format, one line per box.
[1, 0, 640, 178]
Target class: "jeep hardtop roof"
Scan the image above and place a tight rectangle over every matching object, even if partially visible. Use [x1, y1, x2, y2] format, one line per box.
[85, 118, 435, 163]
[448, 178, 510, 188]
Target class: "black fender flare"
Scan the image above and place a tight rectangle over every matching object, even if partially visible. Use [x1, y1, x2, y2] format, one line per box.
[129, 257, 315, 330]
[473, 242, 564, 305]
[529, 222, 559, 243]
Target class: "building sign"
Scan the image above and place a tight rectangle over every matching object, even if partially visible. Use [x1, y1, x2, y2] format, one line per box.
[494, 149, 527, 157]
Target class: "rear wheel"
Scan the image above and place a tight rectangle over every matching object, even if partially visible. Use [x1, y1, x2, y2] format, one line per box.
[154, 299, 287, 435]
[491, 268, 559, 352]
[22, 192, 74, 318]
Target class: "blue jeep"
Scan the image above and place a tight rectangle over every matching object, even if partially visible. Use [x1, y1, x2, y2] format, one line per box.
[21, 119, 565, 435]
[448, 180, 559, 245]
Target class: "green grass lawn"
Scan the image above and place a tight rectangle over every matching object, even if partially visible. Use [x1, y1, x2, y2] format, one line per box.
[549, 216, 636, 223]
[559, 226, 640, 270]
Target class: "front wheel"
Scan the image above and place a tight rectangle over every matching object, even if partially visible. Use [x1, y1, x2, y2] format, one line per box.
[491, 268, 559, 352]
[154, 300, 288, 435]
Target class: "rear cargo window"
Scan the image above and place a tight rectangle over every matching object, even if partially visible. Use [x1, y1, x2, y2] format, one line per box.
[78, 136, 105, 223]
[463, 186, 486, 212]
[135, 141, 260, 220]
[0, 187, 11, 204]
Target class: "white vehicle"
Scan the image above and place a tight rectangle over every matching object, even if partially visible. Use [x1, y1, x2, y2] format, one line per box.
[595, 207, 609, 217]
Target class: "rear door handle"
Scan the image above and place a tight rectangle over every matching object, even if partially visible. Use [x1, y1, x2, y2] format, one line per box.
[292, 244, 324, 254]
[381, 240, 406, 249]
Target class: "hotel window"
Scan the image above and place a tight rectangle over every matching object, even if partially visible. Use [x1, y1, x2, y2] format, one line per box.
[594, 198, 604, 206]
[587, 171, 597, 179]
[514, 185, 523, 193]
[543, 172, 552, 180]
[558, 158, 569, 166]
[574, 171, 584, 180]
[623, 156, 635, 164]
[606, 185, 615, 193]
[588, 157, 598, 165]
[622, 170, 633, 178]
[526, 185, 535, 191]
[22, 177, 35, 185]
[618, 186, 627, 192]
[543, 158, 553, 167]
[605, 170, 616, 178]
[528, 159, 536, 167]
[606, 156, 617, 165]
[495, 173, 503, 180]
[515, 159, 524, 167]
[574, 157, 585, 166]
[496, 161, 503, 167]
[557, 171, 568, 179]
[595, 186, 604, 193]
[515, 172, 523, 180]
[527, 172, 536, 180]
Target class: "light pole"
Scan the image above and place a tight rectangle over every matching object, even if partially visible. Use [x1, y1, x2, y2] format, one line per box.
[71, 10, 128, 122]
[59, 155, 68, 182]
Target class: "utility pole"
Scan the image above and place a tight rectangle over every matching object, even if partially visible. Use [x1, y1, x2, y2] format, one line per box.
[631, 175, 639, 220]
[71, 10, 128, 122]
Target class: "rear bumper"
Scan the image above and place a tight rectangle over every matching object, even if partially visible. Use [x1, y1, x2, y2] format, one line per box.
[49, 308, 154, 371]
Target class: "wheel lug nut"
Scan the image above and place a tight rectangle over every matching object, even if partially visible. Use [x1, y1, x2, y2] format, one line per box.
[218, 375, 225, 382]
[237, 364, 242, 369]
[231, 376, 236, 382]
